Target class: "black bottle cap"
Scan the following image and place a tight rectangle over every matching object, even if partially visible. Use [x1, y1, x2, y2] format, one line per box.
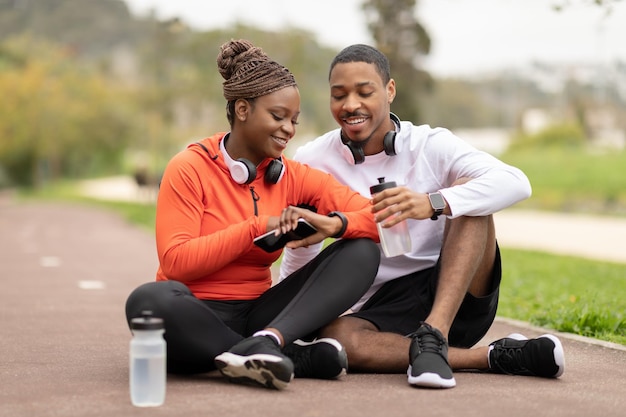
[130, 310, 164, 330]
[369, 177, 397, 195]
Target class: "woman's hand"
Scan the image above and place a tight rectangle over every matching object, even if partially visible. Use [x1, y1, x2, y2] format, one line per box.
[276, 206, 343, 249]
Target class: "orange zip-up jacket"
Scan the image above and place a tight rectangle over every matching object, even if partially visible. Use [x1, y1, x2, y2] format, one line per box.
[155, 133, 379, 300]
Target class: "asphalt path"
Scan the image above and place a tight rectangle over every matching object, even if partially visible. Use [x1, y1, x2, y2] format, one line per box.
[1, 189, 625, 417]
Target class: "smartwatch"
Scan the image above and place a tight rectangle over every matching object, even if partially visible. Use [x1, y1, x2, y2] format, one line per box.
[428, 192, 446, 220]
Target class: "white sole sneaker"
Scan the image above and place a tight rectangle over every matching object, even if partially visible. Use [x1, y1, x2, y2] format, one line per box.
[289, 338, 348, 378]
[407, 366, 457, 388]
[214, 352, 293, 390]
[293, 337, 343, 350]
[540, 334, 565, 378]
[492, 333, 565, 378]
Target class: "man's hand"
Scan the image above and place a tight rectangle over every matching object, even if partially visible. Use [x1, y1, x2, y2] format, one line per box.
[371, 186, 439, 226]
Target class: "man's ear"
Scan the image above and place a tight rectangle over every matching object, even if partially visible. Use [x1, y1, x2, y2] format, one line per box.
[234, 99, 249, 122]
[387, 78, 396, 104]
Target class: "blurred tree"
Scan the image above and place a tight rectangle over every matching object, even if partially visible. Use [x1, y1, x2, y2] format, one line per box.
[133, 24, 339, 152]
[0, 37, 138, 187]
[419, 79, 496, 129]
[2, 0, 621, 188]
[362, 0, 432, 123]
[0, 0, 347, 181]
[0, 0, 145, 58]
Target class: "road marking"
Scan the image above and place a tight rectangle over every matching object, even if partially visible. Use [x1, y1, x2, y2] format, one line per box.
[78, 280, 106, 290]
[40, 256, 61, 267]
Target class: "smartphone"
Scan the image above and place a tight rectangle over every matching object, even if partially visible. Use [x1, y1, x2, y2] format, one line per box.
[253, 218, 317, 253]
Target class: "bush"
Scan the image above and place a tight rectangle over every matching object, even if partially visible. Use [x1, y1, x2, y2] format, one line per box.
[0, 37, 138, 187]
[509, 123, 587, 151]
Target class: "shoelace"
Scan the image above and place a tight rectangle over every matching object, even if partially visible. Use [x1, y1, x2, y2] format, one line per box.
[410, 325, 445, 356]
[492, 345, 529, 374]
[285, 346, 312, 375]
[416, 333, 444, 354]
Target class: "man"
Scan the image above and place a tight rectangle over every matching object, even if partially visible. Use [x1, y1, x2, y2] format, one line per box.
[280, 44, 565, 389]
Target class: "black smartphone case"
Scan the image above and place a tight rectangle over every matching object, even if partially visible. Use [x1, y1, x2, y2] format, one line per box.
[253, 219, 317, 252]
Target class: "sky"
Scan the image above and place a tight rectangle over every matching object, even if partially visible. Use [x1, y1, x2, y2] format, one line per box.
[124, 0, 626, 77]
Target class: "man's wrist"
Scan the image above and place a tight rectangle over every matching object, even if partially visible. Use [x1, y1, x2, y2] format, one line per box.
[327, 211, 348, 238]
[428, 192, 446, 220]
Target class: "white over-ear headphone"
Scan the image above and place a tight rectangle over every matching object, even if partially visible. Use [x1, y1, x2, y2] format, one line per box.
[219, 135, 285, 185]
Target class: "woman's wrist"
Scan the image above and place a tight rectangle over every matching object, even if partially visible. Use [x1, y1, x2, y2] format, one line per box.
[327, 211, 347, 238]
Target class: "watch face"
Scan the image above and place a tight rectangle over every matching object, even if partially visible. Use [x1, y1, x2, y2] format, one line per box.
[429, 193, 446, 210]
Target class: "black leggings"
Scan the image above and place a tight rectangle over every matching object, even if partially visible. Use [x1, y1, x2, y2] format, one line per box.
[125, 238, 380, 374]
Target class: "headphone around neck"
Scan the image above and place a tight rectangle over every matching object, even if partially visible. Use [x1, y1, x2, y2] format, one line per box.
[226, 156, 284, 185]
[195, 136, 285, 185]
[340, 113, 401, 165]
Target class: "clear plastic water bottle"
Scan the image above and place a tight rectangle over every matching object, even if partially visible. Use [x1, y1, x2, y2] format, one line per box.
[370, 177, 412, 257]
[129, 310, 166, 407]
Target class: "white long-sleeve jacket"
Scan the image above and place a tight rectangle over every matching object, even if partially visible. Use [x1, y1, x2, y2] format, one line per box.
[280, 121, 531, 311]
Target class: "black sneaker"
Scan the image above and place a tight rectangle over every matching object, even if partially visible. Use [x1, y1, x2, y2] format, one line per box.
[407, 323, 456, 388]
[282, 338, 348, 379]
[214, 335, 294, 390]
[488, 333, 565, 378]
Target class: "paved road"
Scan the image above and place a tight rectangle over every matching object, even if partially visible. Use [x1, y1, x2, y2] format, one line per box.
[1, 194, 625, 417]
[494, 210, 626, 264]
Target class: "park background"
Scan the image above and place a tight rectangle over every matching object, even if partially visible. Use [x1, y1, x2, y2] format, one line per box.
[1, 0, 624, 345]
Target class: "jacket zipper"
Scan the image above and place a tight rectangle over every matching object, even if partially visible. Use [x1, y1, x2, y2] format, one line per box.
[249, 186, 260, 216]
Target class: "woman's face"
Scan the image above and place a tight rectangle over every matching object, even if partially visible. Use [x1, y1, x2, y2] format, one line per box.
[236, 86, 300, 164]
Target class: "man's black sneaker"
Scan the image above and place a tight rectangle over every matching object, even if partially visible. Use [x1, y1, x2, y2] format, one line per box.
[488, 333, 565, 378]
[407, 323, 456, 388]
[214, 335, 294, 390]
[282, 338, 348, 379]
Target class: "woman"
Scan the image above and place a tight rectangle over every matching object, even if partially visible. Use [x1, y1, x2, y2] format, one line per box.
[125, 39, 380, 390]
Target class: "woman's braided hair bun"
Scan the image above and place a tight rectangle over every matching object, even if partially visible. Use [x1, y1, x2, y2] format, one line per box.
[217, 39, 297, 101]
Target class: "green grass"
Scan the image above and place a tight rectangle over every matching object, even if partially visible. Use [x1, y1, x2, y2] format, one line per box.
[18, 180, 626, 346]
[501, 149, 626, 216]
[499, 248, 626, 345]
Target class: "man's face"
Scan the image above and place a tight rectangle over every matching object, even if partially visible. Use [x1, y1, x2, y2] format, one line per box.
[329, 62, 395, 149]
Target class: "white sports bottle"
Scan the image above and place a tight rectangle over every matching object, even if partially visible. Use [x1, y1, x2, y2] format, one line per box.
[369, 177, 412, 257]
[129, 310, 166, 407]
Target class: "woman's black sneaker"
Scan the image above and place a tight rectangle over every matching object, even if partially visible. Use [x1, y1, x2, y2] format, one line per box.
[282, 338, 348, 379]
[214, 335, 294, 390]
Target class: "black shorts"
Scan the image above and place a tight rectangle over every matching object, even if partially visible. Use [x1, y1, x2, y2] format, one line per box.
[347, 244, 502, 348]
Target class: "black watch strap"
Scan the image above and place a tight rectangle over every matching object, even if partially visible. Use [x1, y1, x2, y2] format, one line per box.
[327, 211, 348, 238]
[430, 209, 444, 221]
